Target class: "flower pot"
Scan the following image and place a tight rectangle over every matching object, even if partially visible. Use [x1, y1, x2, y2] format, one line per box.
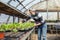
[0, 32, 4, 39]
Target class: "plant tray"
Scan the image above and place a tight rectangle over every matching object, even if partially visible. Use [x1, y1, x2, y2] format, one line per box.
[18, 27, 33, 32]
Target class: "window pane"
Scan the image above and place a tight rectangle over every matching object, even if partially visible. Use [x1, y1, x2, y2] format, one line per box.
[21, 8, 26, 12]
[26, 0, 40, 9]
[18, 0, 24, 2]
[0, 14, 9, 23]
[47, 12, 57, 20]
[39, 12, 47, 20]
[17, 5, 23, 10]
[9, 16, 13, 23]
[15, 17, 18, 23]
[38, 12, 57, 20]
[22, 0, 33, 6]
[40, 0, 45, 1]
[0, 0, 10, 3]
[9, 1, 19, 7]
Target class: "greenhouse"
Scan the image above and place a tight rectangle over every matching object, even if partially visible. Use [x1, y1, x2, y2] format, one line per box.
[0, 0, 60, 40]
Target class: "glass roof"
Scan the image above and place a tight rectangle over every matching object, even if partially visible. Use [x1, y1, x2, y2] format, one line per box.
[0, 0, 60, 23]
[0, 0, 46, 23]
[0, 0, 45, 13]
[30, 0, 60, 10]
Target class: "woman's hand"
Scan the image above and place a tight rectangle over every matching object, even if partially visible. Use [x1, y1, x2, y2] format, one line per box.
[34, 23, 41, 26]
[27, 18, 35, 22]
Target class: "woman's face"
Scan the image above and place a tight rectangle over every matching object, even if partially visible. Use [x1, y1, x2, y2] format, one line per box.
[29, 10, 35, 15]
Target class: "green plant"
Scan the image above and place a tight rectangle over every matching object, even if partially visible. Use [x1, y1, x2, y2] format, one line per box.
[18, 22, 35, 30]
[12, 28, 18, 32]
[0, 24, 5, 32]
[0, 22, 35, 32]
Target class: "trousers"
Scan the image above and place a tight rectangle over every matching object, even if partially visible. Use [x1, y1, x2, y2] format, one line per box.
[38, 23, 47, 40]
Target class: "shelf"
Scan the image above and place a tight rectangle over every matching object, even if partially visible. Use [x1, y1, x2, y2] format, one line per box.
[0, 2, 29, 18]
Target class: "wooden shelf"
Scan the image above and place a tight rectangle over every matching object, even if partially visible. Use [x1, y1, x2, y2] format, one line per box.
[0, 2, 29, 18]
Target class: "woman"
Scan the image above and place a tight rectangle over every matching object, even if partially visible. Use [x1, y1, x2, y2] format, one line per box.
[29, 9, 47, 40]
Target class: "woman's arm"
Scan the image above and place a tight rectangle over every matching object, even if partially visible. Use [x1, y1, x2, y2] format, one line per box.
[34, 23, 41, 26]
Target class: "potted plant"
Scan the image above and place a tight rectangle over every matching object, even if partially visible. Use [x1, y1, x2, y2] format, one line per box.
[0, 24, 5, 39]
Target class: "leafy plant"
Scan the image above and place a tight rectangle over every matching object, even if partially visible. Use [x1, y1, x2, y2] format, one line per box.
[0, 22, 35, 32]
[12, 28, 18, 32]
[19, 22, 35, 30]
[0, 24, 5, 32]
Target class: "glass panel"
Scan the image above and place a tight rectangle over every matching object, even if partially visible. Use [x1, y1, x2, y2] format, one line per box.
[15, 17, 18, 23]
[22, 0, 33, 6]
[18, 0, 24, 2]
[38, 12, 57, 20]
[17, 5, 23, 10]
[39, 12, 47, 20]
[26, 0, 40, 9]
[21, 8, 26, 12]
[47, 12, 57, 20]
[9, 1, 19, 7]
[26, 4, 32, 9]
[0, 14, 9, 24]
[40, 0, 45, 1]
[0, 0, 10, 3]
[9, 16, 13, 23]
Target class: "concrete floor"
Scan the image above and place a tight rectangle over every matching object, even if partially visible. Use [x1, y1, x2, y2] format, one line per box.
[47, 34, 60, 40]
[31, 34, 60, 40]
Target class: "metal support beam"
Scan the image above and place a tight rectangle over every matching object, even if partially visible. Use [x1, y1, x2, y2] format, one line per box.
[57, 12, 59, 20]
[16, 0, 25, 7]
[24, 0, 48, 12]
[16, 0, 25, 3]
[21, 0, 35, 10]
[18, 17, 20, 23]
[15, 0, 27, 10]
[46, 0, 48, 19]
[13, 15, 15, 23]
[6, 15, 10, 24]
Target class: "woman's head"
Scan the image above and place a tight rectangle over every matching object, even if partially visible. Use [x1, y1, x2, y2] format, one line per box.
[29, 9, 36, 15]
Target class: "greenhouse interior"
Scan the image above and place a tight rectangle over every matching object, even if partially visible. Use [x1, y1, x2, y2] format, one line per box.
[0, 0, 60, 40]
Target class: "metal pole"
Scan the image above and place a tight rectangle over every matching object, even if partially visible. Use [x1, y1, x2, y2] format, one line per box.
[46, 0, 48, 19]
[13, 15, 15, 23]
[6, 15, 10, 24]
[57, 12, 59, 20]
[18, 17, 20, 23]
